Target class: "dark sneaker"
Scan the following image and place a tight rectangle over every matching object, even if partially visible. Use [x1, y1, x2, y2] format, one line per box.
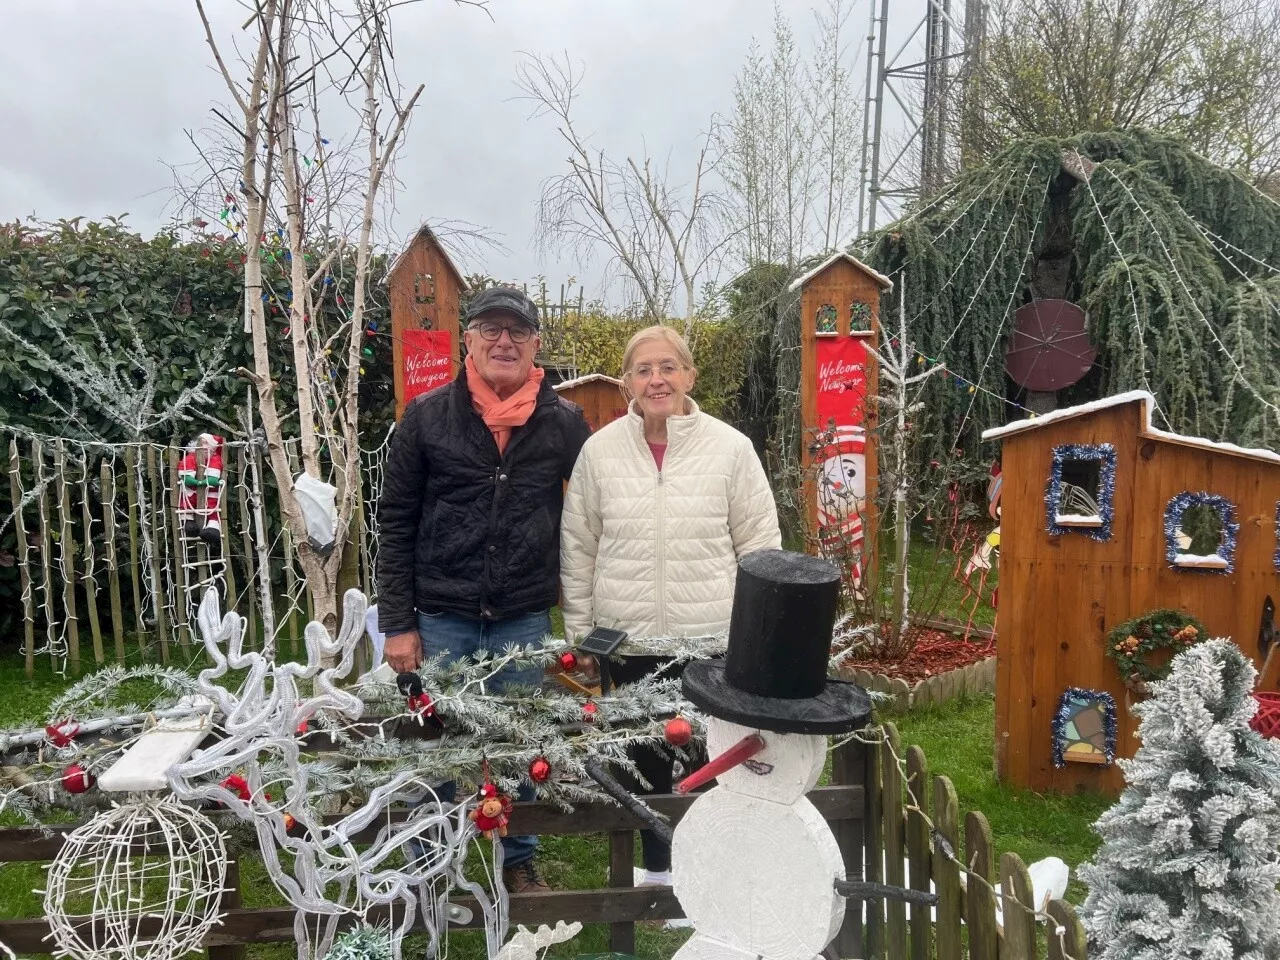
[503, 859, 551, 894]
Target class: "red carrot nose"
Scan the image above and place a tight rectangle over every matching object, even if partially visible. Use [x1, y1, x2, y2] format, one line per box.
[676, 733, 766, 794]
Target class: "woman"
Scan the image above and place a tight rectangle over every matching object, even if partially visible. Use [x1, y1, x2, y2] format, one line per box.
[560, 325, 781, 885]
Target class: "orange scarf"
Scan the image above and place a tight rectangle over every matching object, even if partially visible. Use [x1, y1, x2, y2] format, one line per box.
[465, 355, 545, 454]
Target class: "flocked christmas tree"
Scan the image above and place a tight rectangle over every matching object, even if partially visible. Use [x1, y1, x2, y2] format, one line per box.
[1079, 638, 1280, 960]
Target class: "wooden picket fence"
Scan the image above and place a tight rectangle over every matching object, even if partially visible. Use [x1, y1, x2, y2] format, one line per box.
[862, 722, 1088, 960]
[0, 724, 1091, 959]
[2, 433, 388, 676]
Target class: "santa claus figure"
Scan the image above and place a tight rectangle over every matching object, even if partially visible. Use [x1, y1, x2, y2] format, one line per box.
[178, 434, 224, 550]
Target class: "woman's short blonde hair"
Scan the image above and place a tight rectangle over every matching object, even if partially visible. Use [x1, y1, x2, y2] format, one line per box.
[621, 325, 696, 377]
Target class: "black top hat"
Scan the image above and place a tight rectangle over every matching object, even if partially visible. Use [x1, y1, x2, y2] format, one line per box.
[682, 549, 872, 734]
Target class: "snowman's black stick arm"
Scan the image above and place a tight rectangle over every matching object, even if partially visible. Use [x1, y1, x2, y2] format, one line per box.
[835, 879, 939, 906]
[583, 758, 675, 847]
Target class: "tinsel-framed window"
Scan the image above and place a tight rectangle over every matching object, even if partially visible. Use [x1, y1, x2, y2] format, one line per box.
[1045, 443, 1116, 541]
[1052, 687, 1117, 768]
[1274, 502, 1280, 571]
[1164, 492, 1238, 573]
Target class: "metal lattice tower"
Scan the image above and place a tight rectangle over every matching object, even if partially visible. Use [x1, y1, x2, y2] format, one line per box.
[856, 0, 985, 236]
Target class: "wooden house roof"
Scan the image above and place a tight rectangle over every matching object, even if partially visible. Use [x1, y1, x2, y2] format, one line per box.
[786, 251, 895, 293]
[385, 224, 471, 291]
[982, 390, 1280, 466]
[552, 372, 624, 391]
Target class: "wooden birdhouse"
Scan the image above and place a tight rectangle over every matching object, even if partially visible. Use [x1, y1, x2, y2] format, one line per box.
[552, 373, 629, 433]
[387, 226, 470, 420]
[787, 252, 893, 587]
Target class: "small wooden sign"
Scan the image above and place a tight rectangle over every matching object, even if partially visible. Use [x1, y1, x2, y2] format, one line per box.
[402, 330, 453, 404]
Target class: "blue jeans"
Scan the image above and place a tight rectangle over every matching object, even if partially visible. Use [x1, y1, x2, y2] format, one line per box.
[418, 609, 550, 866]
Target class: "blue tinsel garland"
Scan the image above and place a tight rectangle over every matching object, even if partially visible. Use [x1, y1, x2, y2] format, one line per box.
[1045, 443, 1116, 541]
[1274, 502, 1280, 571]
[1051, 687, 1117, 769]
[1163, 491, 1239, 573]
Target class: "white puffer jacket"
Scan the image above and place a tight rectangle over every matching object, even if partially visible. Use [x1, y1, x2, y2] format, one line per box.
[560, 399, 782, 640]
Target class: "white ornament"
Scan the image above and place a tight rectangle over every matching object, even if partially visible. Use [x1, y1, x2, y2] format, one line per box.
[42, 795, 227, 960]
[672, 718, 845, 960]
[492, 921, 582, 960]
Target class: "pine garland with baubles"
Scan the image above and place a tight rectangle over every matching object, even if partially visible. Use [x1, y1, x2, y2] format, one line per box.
[1078, 639, 1280, 960]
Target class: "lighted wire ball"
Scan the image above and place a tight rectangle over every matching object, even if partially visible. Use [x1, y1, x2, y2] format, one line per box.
[43, 796, 228, 960]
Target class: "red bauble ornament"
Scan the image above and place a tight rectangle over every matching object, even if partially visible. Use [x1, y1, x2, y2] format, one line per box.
[296, 719, 310, 735]
[664, 716, 693, 747]
[528, 756, 552, 783]
[61, 763, 93, 794]
[559, 651, 578, 672]
[582, 700, 598, 722]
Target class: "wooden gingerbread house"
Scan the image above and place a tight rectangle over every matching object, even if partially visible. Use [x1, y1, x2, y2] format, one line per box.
[983, 391, 1280, 794]
[552, 373, 629, 433]
[386, 226, 470, 420]
[787, 252, 892, 578]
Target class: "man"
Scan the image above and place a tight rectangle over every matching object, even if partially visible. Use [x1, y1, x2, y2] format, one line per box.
[377, 286, 591, 893]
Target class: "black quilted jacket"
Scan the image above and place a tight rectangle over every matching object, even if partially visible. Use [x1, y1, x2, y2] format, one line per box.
[375, 370, 591, 633]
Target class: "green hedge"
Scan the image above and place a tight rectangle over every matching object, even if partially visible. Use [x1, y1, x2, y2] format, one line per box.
[0, 218, 395, 445]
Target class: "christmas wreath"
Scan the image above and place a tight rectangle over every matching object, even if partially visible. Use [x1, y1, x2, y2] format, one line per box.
[1105, 609, 1207, 694]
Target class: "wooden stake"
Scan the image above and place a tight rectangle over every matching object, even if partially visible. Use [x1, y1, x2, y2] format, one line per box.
[78, 454, 104, 665]
[145, 445, 169, 664]
[168, 443, 191, 653]
[33, 442, 58, 667]
[53, 442, 81, 675]
[237, 445, 259, 651]
[101, 459, 126, 663]
[219, 446, 238, 630]
[124, 447, 146, 650]
[8, 439, 35, 677]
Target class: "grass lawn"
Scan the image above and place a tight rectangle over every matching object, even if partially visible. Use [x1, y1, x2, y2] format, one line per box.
[891, 696, 1110, 905]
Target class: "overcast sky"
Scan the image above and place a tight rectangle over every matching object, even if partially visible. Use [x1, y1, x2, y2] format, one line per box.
[1, 0, 930, 302]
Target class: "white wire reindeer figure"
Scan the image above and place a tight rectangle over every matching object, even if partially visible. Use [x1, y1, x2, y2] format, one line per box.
[167, 587, 508, 960]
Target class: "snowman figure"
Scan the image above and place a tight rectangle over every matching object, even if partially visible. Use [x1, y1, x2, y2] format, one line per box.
[674, 549, 872, 960]
[814, 426, 868, 594]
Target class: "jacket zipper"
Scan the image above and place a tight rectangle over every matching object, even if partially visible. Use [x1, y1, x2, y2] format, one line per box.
[480, 462, 503, 617]
[655, 462, 666, 635]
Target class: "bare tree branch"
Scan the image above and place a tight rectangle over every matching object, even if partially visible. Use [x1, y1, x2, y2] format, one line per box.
[518, 50, 726, 319]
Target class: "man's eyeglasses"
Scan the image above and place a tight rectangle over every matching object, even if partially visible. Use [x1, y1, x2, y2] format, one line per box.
[469, 320, 535, 344]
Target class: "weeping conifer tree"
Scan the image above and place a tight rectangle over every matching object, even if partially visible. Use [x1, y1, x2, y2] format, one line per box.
[843, 129, 1280, 470]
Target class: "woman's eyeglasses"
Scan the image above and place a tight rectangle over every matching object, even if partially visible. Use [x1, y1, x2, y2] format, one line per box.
[470, 320, 534, 343]
[630, 362, 682, 381]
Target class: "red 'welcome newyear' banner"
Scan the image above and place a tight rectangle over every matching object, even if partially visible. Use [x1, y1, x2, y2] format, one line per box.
[402, 330, 453, 403]
[815, 334, 870, 427]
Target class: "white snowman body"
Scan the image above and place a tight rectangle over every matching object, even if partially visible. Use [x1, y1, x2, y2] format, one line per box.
[672, 717, 846, 960]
